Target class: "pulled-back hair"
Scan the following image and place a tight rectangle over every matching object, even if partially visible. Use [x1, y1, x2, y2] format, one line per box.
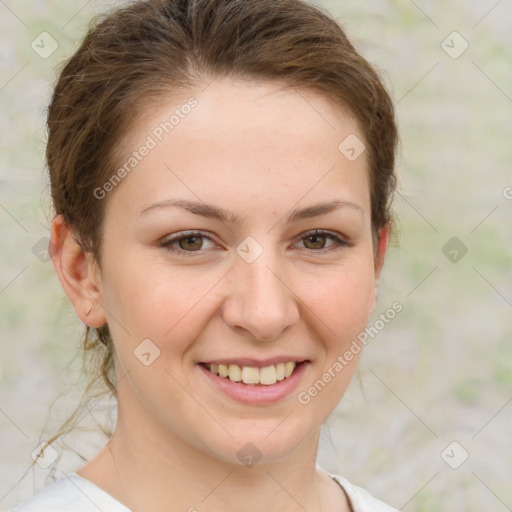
[38, 0, 397, 469]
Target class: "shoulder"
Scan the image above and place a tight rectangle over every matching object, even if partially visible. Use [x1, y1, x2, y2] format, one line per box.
[331, 473, 398, 512]
[8, 473, 131, 512]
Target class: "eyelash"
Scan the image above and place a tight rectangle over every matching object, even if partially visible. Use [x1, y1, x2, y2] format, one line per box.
[158, 229, 351, 255]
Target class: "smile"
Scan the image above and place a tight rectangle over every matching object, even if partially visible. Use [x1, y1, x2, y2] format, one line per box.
[198, 360, 309, 405]
[204, 361, 297, 386]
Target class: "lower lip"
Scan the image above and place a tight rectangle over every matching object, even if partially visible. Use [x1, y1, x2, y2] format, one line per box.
[198, 362, 309, 405]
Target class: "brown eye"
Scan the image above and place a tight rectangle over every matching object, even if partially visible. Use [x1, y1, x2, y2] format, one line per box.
[296, 230, 350, 252]
[303, 233, 328, 250]
[160, 231, 216, 254]
[178, 235, 203, 251]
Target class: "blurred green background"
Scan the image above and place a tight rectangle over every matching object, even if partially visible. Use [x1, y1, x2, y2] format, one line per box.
[1, 1, 511, 510]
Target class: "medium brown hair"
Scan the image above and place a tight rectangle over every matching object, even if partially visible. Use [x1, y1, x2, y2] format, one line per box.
[38, 0, 397, 469]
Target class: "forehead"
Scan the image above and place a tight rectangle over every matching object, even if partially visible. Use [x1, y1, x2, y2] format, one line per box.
[106, 78, 370, 222]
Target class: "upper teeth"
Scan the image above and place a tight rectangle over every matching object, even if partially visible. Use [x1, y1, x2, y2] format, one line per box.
[206, 362, 297, 386]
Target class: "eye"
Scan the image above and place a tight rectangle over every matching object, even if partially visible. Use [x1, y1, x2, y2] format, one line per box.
[295, 230, 350, 252]
[159, 231, 216, 254]
[159, 229, 351, 256]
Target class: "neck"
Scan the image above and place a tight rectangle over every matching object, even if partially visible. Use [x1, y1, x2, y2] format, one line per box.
[109, 417, 323, 512]
[76, 379, 350, 512]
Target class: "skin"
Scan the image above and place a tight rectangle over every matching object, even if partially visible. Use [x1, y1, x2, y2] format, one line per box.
[50, 77, 388, 512]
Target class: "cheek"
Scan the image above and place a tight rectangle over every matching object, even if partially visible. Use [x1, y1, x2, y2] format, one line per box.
[297, 259, 375, 407]
[300, 259, 376, 343]
[291, 264, 375, 421]
[101, 257, 218, 352]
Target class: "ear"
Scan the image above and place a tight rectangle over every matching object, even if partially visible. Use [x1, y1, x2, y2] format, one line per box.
[370, 223, 390, 313]
[375, 223, 390, 279]
[49, 215, 106, 328]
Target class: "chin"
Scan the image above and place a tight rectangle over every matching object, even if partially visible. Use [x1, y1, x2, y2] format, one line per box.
[197, 415, 318, 468]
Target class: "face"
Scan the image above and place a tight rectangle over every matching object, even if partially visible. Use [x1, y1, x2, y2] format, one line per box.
[91, 78, 383, 465]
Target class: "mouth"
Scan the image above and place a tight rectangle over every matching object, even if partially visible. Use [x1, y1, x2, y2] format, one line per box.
[201, 360, 304, 386]
[197, 359, 309, 404]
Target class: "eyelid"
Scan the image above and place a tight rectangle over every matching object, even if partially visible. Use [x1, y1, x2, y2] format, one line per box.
[159, 230, 217, 251]
[159, 229, 351, 255]
[293, 229, 352, 250]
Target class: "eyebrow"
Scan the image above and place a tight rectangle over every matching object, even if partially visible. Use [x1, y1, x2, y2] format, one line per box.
[139, 198, 363, 224]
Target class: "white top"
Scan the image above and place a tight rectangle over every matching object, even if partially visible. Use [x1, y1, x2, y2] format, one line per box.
[9, 472, 397, 512]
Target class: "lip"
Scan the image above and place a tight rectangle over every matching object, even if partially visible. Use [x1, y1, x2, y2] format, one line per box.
[198, 361, 309, 405]
[201, 356, 308, 367]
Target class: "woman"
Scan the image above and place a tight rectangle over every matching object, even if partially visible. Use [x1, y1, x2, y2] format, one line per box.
[11, 0, 398, 510]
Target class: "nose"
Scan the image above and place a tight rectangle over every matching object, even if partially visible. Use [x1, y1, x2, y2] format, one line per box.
[221, 247, 300, 342]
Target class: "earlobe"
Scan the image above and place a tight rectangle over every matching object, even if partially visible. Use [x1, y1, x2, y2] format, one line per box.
[49, 215, 106, 328]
